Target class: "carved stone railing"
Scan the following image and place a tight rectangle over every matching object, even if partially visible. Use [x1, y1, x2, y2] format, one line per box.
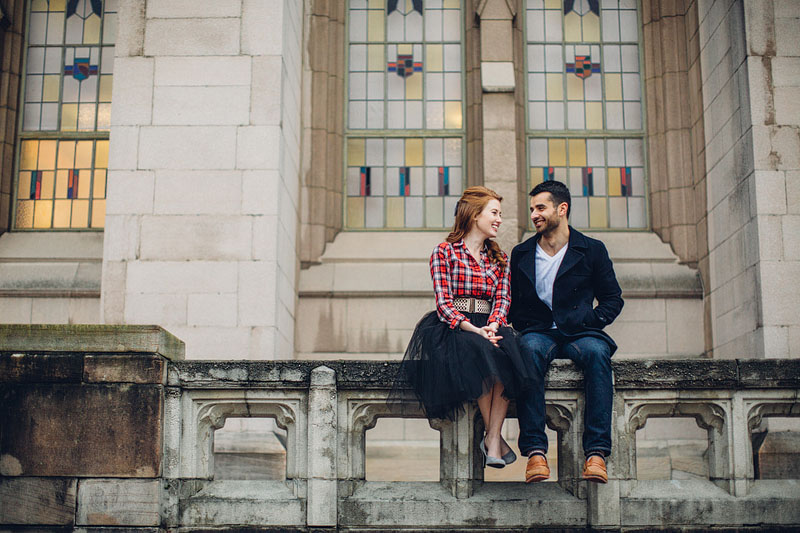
[2, 325, 799, 531]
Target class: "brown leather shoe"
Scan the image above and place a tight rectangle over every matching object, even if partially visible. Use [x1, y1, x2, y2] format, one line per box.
[525, 454, 550, 483]
[582, 455, 608, 483]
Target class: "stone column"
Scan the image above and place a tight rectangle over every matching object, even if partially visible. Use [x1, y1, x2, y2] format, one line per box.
[102, 0, 303, 360]
[477, 0, 523, 251]
[307, 365, 337, 526]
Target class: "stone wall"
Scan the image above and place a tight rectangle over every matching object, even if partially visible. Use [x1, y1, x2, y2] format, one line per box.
[700, 0, 800, 358]
[0, 0, 23, 234]
[101, 0, 303, 359]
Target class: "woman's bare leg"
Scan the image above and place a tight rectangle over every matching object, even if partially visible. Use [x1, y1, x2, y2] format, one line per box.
[483, 383, 509, 458]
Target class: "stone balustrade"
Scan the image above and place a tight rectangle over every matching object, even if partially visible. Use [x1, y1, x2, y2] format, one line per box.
[2, 325, 800, 531]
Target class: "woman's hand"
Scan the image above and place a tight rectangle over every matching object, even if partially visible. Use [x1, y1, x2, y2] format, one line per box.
[460, 320, 502, 346]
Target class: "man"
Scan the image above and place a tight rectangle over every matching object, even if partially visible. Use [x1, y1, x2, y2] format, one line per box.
[509, 180, 623, 484]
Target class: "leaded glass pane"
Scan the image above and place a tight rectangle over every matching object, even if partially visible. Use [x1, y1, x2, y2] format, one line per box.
[525, 0, 646, 229]
[14, 0, 115, 230]
[346, 0, 465, 229]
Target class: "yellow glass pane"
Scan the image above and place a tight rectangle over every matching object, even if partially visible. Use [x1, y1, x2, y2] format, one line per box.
[586, 102, 603, 129]
[568, 139, 586, 167]
[50, 0, 66, 11]
[61, 103, 78, 131]
[347, 197, 365, 228]
[589, 197, 607, 228]
[77, 169, 92, 198]
[583, 12, 600, 41]
[40, 171, 55, 199]
[57, 141, 76, 168]
[93, 169, 107, 198]
[55, 170, 69, 198]
[90, 199, 105, 228]
[546, 73, 563, 101]
[605, 74, 622, 101]
[548, 139, 566, 167]
[368, 0, 382, 8]
[443, 0, 459, 8]
[83, 15, 101, 44]
[78, 103, 96, 130]
[347, 138, 365, 166]
[53, 199, 71, 228]
[16, 200, 34, 228]
[544, 0, 560, 8]
[76, 141, 93, 168]
[565, 12, 581, 42]
[608, 168, 621, 196]
[530, 167, 543, 187]
[444, 101, 462, 129]
[31, 0, 48, 11]
[397, 43, 413, 55]
[386, 197, 405, 227]
[368, 44, 383, 71]
[406, 73, 422, 99]
[94, 140, 109, 168]
[566, 75, 584, 100]
[38, 140, 57, 170]
[18, 172, 32, 198]
[21, 141, 38, 170]
[43, 75, 60, 102]
[99, 75, 113, 102]
[71, 199, 89, 227]
[368, 10, 384, 42]
[33, 200, 53, 228]
[427, 45, 443, 71]
[405, 138, 423, 166]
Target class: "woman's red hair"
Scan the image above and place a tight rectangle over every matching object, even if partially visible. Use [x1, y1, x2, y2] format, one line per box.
[446, 186, 507, 269]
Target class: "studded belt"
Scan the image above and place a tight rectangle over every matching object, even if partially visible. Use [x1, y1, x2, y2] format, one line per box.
[453, 297, 492, 314]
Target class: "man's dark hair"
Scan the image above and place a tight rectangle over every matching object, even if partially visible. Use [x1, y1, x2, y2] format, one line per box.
[530, 180, 571, 218]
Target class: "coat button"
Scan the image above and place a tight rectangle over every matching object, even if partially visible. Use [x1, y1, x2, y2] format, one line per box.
[573, 305, 578, 310]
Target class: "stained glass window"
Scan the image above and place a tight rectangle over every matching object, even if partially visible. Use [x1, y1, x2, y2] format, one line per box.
[13, 0, 115, 230]
[346, 0, 465, 229]
[526, 0, 647, 229]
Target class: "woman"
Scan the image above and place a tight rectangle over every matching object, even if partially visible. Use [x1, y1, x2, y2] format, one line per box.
[396, 186, 533, 467]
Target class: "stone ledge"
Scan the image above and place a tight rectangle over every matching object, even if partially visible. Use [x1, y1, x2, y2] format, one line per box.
[168, 359, 800, 390]
[0, 325, 185, 360]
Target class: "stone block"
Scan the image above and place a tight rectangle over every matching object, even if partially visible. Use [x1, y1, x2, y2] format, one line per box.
[105, 170, 155, 215]
[0, 297, 31, 323]
[83, 355, 165, 384]
[762, 325, 790, 357]
[152, 86, 250, 126]
[126, 261, 238, 294]
[332, 262, 403, 292]
[0, 477, 76, 525]
[776, 16, 800, 56]
[250, 56, 283, 126]
[146, 0, 241, 18]
[153, 170, 241, 215]
[252, 215, 279, 261]
[139, 215, 252, 261]
[115, 0, 146, 57]
[605, 320, 667, 357]
[616, 298, 666, 322]
[0, 353, 82, 383]
[236, 126, 281, 170]
[138, 126, 237, 170]
[248, 326, 277, 360]
[110, 57, 154, 126]
[480, 20, 513, 62]
[757, 431, 800, 478]
[163, 325, 252, 360]
[242, 170, 280, 215]
[775, 1, 800, 17]
[665, 299, 705, 355]
[242, 0, 283, 55]
[772, 57, 800, 87]
[295, 297, 347, 353]
[238, 261, 277, 327]
[124, 293, 188, 325]
[0, 384, 162, 477]
[143, 18, 240, 56]
[108, 126, 140, 171]
[76, 479, 160, 526]
[154, 56, 252, 87]
[188, 293, 238, 327]
[30, 298, 70, 324]
[775, 87, 800, 128]
[760, 260, 800, 326]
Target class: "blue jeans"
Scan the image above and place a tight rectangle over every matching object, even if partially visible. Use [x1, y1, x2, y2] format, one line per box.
[517, 330, 613, 457]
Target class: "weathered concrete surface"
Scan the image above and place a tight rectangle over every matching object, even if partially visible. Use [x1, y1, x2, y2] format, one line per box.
[0, 324, 184, 359]
[179, 480, 305, 526]
[0, 477, 76, 525]
[758, 432, 800, 479]
[76, 479, 161, 526]
[0, 383, 163, 477]
[83, 354, 166, 384]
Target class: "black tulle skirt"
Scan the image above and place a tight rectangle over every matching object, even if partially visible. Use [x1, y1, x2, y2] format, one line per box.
[393, 310, 536, 420]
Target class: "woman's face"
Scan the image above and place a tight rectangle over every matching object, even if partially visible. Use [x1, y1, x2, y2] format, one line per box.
[473, 198, 502, 239]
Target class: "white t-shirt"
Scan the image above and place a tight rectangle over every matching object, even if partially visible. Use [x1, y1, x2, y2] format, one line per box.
[535, 242, 568, 328]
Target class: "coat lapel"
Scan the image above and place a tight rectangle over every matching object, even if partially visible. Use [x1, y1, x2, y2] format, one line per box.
[519, 235, 539, 287]
[555, 227, 587, 280]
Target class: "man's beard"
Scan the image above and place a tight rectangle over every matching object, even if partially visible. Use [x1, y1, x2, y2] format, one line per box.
[534, 215, 560, 235]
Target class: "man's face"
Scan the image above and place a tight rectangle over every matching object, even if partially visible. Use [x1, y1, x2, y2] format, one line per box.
[530, 192, 566, 234]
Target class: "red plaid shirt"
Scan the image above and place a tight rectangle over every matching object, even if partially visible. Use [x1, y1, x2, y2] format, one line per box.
[430, 240, 511, 329]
